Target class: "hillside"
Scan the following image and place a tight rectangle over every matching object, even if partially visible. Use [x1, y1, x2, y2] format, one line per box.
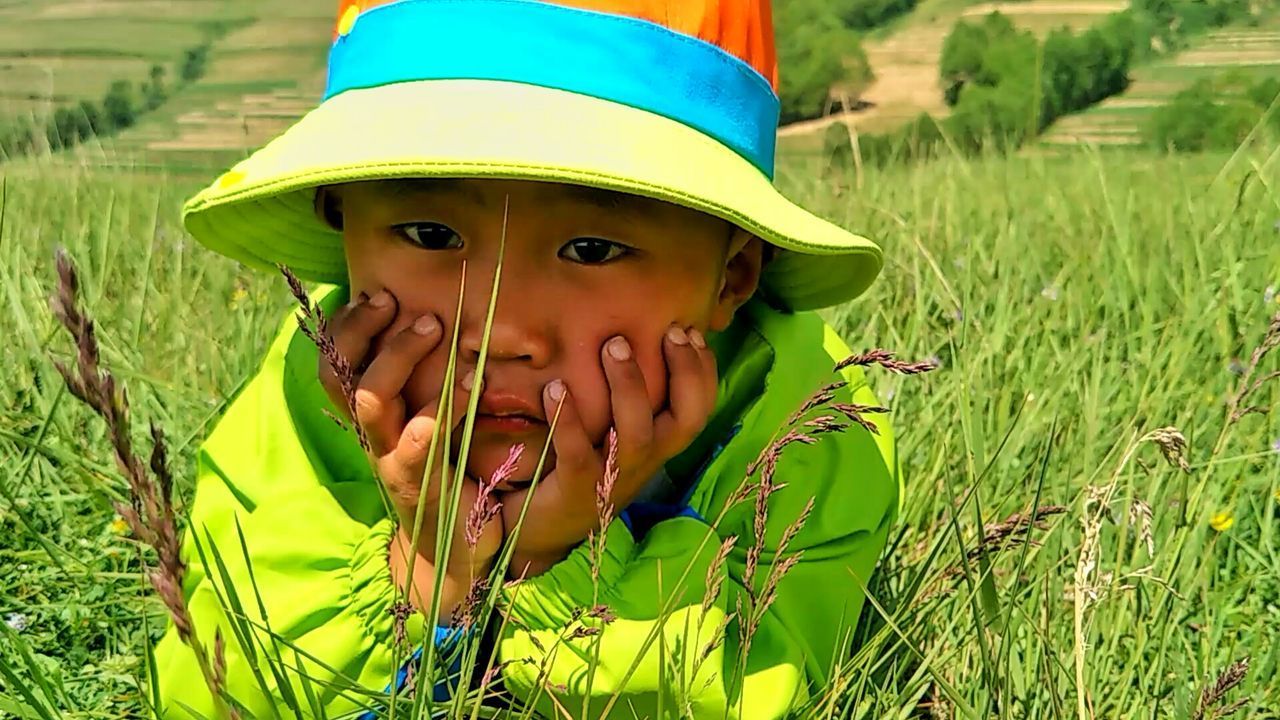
[1040, 16, 1280, 147]
[0, 0, 330, 176]
[778, 0, 1128, 143]
[0, 0, 244, 124]
[91, 0, 330, 174]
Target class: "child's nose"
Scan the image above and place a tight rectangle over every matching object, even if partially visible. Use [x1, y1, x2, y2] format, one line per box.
[458, 304, 552, 368]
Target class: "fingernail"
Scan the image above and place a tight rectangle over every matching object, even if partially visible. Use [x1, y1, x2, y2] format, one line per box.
[607, 336, 632, 361]
[370, 290, 392, 308]
[689, 329, 707, 349]
[461, 370, 476, 392]
[412, 314, 438, 335]
[666, 325, 689, 346]
[547, 379, 565, 402]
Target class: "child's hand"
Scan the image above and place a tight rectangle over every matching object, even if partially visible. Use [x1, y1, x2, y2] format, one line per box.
[502, 326, 718, 577]
[319, 290, 503, 615]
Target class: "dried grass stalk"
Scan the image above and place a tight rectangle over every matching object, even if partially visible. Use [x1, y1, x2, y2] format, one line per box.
[1226, 310, 1280, 424]
[50, 249, 237, 718]
[279, 264, 370, 453]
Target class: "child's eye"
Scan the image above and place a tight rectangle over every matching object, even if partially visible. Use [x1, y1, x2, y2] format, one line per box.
[559, 237, 629, 265]
[395, 222, 463, 250]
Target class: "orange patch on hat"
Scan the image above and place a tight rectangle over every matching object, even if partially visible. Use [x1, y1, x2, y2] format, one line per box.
[329, 0, 777, 89]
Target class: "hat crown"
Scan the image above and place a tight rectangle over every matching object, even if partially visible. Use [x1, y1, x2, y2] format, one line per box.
[332, 0, 777, 90]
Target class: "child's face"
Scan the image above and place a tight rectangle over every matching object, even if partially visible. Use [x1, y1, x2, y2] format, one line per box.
[326, 178, 762, 485]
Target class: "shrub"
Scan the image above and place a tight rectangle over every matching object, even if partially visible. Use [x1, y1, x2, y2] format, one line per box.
[858, 112, 946, 166]
[1144, 76, 1279, 151]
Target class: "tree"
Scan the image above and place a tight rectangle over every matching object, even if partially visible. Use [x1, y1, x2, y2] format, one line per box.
[102, 80, 138, 132]
[77, 99, 103, 136]
[939, 13, 1028, 106]
[776, 0, 873, 123]
[837, 0, 918, 30]
[180, 46, 208, 83]
[143, 64, 168, 111]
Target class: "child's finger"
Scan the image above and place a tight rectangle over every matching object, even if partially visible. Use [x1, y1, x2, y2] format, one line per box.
[601, 335, 654, 469]
[318, 289, 396, 404]
[654, 325, 713, 451]
[387, 368, 474, 480]
[542, 380, 596, 482]
[332, 289, 397, 369]
[384, 413, 443, 512]
[381, 370, 473, 523]
[521, 381, 600, 546]
[354, 314, 443, 453]
[689, 329, 719, 408]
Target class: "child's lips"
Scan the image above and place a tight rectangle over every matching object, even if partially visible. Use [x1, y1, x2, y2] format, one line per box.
[474, 414, 545, 433]
[475, 391, 546, 433]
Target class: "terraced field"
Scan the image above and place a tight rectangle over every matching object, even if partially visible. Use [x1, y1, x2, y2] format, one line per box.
[1040, 18, 1280, 147]
[86, 2, 331, 175]
[0, 0, 330, 176]
[778, 0, 1128, 144]
[0, 0, 256, 134]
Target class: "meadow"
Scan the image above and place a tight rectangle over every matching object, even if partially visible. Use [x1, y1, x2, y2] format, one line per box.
[1, 139, 1278, 717]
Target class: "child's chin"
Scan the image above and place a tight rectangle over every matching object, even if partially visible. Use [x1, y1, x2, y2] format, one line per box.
[465, 436, 550, 487]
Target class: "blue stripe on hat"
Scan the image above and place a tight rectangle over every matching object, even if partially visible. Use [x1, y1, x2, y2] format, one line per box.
[325, 0, 780, 177]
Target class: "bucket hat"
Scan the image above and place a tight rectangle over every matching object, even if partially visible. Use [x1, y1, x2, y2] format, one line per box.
[182, 0, 883, 310]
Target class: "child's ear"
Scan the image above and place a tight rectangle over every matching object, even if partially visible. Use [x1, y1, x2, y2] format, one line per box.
[709, 226, 764, 332]
[314, 185, 345, 232]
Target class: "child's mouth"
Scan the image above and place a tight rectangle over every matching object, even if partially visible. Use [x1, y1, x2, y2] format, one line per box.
[474, 413, 544, 433]
[474, 392, 546, 434]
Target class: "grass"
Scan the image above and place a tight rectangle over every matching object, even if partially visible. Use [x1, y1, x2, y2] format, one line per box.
[0, 142, 1277, 716]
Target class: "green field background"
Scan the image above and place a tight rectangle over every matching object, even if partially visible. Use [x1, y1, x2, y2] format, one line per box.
[1, 0, 1280, 715]
[2, 146, 1278, 716]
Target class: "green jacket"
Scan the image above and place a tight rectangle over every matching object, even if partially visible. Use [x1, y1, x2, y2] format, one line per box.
[153, 286, 899, 719]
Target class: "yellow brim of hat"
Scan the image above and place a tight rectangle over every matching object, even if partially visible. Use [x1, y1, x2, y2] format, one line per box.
[183, 79, 882, 311]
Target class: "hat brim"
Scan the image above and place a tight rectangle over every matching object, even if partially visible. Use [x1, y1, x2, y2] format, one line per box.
[183, 79, 882, 311]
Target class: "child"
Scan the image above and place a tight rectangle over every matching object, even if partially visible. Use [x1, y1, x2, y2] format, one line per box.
[154, 1, 900, 718]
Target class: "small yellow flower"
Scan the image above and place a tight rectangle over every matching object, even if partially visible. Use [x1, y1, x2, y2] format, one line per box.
[1209, 511, 1234, 532]
[110, 515, 130, 536]
[230, 286, 248, 309]
[1273, 488, 1280, 504]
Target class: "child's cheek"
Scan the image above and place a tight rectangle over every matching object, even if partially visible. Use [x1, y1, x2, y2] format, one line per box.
[401, 352, 451, 416]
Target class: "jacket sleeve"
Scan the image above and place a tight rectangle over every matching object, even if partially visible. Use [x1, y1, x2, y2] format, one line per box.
[152, 296, 427, 718]
[496, 376, 897, 720]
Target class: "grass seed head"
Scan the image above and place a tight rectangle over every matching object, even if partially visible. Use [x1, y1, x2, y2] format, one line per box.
[835, 349, 940, 375]
[450, 578, 489, 631]
[703, 535, 737, 614]
[1193, 656, 1250, 720]
[466, 443, 521, 548]
[1129, 498, 1155, 557]
[278, 264, 370, 453]
[597, 427, 620, 525]
[1148, 426, 1191, 473]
